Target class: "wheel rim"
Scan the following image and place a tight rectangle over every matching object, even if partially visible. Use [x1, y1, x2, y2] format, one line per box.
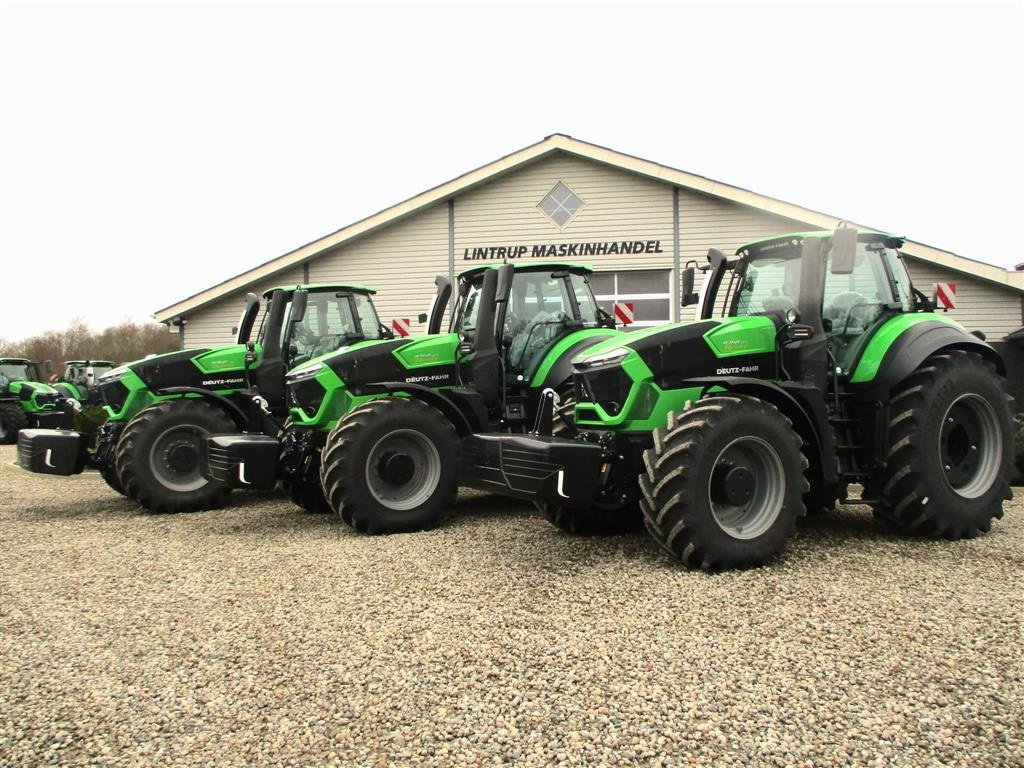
[939, 393, 1002, 499]
[148, 424, 207, 492]
[365, 429, 441, 511]
[707, 436, 785, 540]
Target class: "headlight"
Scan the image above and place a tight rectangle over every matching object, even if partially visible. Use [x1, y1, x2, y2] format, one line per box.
[98, 365, 128, 383]
[574, 347, 630, 371]
[286, 362, 324, 385]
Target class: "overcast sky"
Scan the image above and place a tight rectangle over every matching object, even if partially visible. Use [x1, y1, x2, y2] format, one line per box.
[1, 0, 1021, 341]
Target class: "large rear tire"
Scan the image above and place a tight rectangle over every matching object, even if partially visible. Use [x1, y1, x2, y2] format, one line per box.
[115, 400, 234, 513]
[320, 398, 458, 534]
[640, 395, 808, 570]
[0, 403, 27, 444]
[877, 350, 1014, 538]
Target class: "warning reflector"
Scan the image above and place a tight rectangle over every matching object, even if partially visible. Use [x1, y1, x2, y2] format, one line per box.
[613, 301, 635, 325]
[392, 318, 412, 337]
[933, 282, 957, 310]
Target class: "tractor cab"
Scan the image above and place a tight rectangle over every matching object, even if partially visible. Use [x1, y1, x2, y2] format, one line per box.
[0, 358, 43, 390]
[691, 229, 926, 391]
[237, 283, 390, 407]
[441, 262, 616, 423]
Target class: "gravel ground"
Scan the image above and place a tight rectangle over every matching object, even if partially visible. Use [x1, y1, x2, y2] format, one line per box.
[1, 445, 1022, 767]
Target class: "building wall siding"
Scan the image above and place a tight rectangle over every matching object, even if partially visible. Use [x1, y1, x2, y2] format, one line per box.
[183, 265, 306, 348]
[309, 202, 449, 335]
[454, 153, 675, 272]
[904, 257, 1023, 339]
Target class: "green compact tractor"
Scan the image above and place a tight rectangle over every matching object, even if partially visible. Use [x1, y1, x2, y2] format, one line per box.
[51, 360, 117, 405]
[0, 358, 67, 443]
[203, 262, 622, 526]
[17, 284, 391, 513]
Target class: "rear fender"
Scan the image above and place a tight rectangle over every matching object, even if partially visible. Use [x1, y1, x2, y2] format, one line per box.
[850, 322, 1004, 401]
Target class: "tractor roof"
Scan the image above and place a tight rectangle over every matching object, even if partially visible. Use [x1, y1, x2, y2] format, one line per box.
[0, 358, 31, 365]
[738, 230, 903, 255]
[458, 262, 593, 280]
[65, 360, 116, 365]
[263, 283, 377, 297]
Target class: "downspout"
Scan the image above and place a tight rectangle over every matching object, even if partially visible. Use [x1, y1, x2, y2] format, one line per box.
[672, 187, 681, 322]
[448, 199, 456, 314]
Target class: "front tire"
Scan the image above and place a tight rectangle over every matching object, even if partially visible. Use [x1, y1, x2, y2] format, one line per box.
[319, 398, 458, 534]
[877, 350, 1014, 538]
[0, 403, 27, 444]
[640, 395, 808, 570]
[115, 400, 234, 513]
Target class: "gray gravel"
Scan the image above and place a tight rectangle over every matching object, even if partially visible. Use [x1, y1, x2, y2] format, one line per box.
[1, 444, 1022, 767]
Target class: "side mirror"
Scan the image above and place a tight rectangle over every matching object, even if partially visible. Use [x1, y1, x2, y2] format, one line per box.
[680, 263, 698, 307]
[290, 289, 308, 324]
[830, 227, 857, 274]
[495, 264, 514, 304]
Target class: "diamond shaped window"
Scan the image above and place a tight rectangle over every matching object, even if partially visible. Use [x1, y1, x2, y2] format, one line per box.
[539, 182, 583, 227]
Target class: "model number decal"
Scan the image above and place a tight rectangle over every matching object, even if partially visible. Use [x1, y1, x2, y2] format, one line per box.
[716, 365, 760, 375]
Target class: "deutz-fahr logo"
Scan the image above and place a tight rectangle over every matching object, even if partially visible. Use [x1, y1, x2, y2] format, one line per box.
[716, 365, 759, 375]
[201, 377, 245, 387]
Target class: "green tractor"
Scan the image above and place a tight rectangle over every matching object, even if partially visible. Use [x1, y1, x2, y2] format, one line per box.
[51, 360, 118, 405]
[17, 284, 391, 513]
[459, 228, 1015, 568]
[203, 262, 623, 527]
[0, 358, 67, 444]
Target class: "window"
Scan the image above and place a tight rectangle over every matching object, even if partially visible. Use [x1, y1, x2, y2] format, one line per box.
[538, 182, 584, 227]
[591, 269, 671, 327]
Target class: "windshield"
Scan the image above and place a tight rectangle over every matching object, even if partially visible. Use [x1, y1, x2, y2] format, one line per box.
[0, 362, 32, 382]
[732, 249, 803, 317]
[287, 291, 383, 366]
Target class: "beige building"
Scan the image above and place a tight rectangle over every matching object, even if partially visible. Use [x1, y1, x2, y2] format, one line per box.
[155, 134, 1024, 353]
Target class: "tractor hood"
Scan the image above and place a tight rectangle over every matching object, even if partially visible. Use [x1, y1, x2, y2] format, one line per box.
[286, 334, 459, 425]
[107, 345, 259, 392]
[571, 316, 779, 431]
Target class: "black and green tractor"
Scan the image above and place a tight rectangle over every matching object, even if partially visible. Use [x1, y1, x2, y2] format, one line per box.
[202, 262, 623, 525]
[17, 284, 392, 513]
[0, 358, 68, 444]
[460, 227, 1015, 568]
[210, 229, 1014, 570]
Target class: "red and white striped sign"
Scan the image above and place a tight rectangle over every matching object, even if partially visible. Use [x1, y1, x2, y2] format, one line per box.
[613, 301, 635, 325]
[392, 317, 412, 337]
[934, 282, 957, 310]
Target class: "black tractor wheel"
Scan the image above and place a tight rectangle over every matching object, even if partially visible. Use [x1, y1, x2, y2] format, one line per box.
[283, 478, 331, 513]
[95, 428, 127, 496]
[115, 400, 234, 513]
[0, 402, 27, 444]
[640, 395, 808, 570]
[876, 350, 1014, 538]
[319, 398, 458, 534]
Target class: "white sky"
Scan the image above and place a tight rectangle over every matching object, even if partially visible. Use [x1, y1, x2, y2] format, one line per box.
[1, 0, 1021, 341]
